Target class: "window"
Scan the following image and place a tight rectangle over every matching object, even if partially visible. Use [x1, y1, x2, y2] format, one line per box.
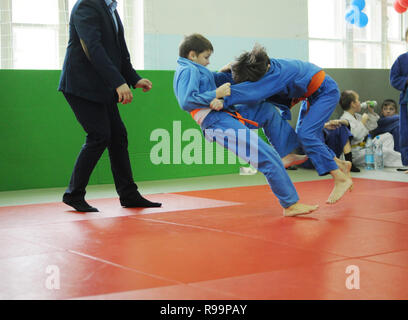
[308, 0, 408, 68]
[0, 0, 144, 70]
[13, 27, 59, 69]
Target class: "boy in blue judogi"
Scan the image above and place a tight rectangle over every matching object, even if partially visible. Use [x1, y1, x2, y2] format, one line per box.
[370, 99, 401, 153]
[173, 34, 318, 216]
[220, 45, 353, 204]
[390, 52, 408, 167]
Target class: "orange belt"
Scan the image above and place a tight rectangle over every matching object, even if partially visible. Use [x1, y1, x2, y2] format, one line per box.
[190, 108, 201, 118]
[190, 109, 259, 127]
[291, 70, 326, 110]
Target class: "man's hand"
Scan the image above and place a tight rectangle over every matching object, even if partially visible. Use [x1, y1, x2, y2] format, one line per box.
[210, 98, 224, 111]
[135, 78, 153, 92]
[116, 83, 133, 104]
[216, 82, 231, 98]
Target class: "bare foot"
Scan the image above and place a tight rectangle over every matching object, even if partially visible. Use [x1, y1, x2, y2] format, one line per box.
[284, 202, 319, 217]
[327, 168, 353, 204]
[282, 154, 308, 168]
[335, 158, 352, 176]
[334, 158, 353, 190]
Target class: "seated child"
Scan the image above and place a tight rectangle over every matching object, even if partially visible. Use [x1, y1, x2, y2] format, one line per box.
[173, 34, 318, 216]
[370, 99, 400, 152]
[339, 91, 403, 168]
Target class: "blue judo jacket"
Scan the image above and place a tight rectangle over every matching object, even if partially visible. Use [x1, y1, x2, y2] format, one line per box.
[390, 52, 408, 165]
[223, 58, 322, 120]
[173, 57, 234, 128]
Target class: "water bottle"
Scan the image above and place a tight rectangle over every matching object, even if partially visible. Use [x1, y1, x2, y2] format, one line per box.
[365, 134, 375, 170]
[374, 135, 384, 170]
[361, 101, 378, 110]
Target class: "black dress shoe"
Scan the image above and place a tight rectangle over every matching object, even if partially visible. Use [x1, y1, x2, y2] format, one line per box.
[350, 164, 360, 172]
[63, 199, 99, 212]
[121, 195, 162, 208]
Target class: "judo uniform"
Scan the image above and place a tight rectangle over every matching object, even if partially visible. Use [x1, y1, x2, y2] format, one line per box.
[223, 58, 341, 176]
[301, 125, 353, 169]
[173, 57, 300, 208]
[340, 111, 402, 167]
[371, 115, 400, 152]
[390, 52, 408, 165]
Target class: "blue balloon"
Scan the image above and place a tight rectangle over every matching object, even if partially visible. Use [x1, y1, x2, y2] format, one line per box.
[351, 0, 366, 11]
[345, 9, 356, 24]
[357, 12, 368, 28]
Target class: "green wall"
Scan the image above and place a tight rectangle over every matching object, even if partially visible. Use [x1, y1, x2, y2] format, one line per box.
[0, 68, 400, 192]
[287, 68, 400, 128]
[326, 68, 400, 119]
[0, 70, 242, 192]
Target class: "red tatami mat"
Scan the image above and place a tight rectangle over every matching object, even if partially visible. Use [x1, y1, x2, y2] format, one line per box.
[1, 178, 408, 299]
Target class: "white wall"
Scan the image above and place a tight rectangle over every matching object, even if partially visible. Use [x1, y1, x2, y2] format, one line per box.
[143, 0, 309, 70]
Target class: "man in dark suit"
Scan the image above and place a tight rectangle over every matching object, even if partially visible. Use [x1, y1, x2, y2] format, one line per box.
[58, 0, 161, 212]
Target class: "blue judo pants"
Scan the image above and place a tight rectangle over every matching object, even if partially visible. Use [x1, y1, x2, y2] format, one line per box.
[302, 125, 352, 169]
[295, 75, 340, 176]
[202, 101, 300, 208]
[399, 90, 408, 165]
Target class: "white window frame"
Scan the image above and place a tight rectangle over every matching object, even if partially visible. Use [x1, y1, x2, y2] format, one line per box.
[0, 0, 144, 70]
[308, 0, 408, 69]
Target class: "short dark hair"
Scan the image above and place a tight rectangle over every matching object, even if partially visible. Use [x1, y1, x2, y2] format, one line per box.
[381, 99, 398, 112]
[231, 44, 270, 83]
[179, 34, 213, 58]
[339, 90, 357, 111]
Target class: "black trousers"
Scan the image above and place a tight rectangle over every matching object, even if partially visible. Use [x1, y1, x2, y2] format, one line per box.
[63, 92, 139, 202]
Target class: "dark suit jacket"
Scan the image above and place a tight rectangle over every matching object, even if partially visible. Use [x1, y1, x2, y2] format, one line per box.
[58, 0, 141, 103]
